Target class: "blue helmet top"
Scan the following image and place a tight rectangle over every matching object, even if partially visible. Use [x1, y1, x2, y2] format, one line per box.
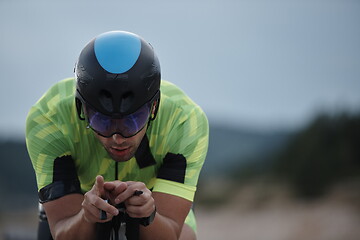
[75, 31, 161, 117]
[94, 31, 141, 74]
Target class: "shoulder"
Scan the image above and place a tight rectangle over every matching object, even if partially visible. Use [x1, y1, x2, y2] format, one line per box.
[35, 78, 75, 111]
[160, 80, 192, 105]
[158, 80, 208, 126]
[25, 77, 79, 148]
[26, 78, 76, 120]
[148, 80, 209, 148]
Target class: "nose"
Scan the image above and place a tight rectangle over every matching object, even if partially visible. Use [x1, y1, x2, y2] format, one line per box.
[112, 133, 126, 144]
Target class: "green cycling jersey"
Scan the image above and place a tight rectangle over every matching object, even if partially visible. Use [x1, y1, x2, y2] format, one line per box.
[26, 77, 209, 231]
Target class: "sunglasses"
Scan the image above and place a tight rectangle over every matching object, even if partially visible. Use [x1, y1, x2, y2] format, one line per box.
[77, 91, 158, 138]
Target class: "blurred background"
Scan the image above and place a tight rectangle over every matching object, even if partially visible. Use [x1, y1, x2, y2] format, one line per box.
[1, 0, 359, 239]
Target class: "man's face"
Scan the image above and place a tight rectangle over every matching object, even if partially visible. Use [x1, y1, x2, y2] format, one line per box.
[95, 125, 147, 162]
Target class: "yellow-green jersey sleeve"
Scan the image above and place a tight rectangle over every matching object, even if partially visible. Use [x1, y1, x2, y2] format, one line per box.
[25, 78, 82, 190]
[150, 81, 209, 201]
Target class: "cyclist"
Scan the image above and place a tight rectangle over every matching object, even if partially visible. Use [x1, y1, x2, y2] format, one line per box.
[26, 31, 209, 240]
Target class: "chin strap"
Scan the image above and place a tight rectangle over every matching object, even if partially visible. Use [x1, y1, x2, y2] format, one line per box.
[75, 97, 86, 120]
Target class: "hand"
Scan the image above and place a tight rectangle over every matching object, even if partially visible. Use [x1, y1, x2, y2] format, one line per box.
[104, 181, 155, 219]
[81, 175, 119, 223]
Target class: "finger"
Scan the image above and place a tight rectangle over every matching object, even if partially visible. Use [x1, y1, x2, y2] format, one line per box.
[103, 181, 127, 194]
[95, 175, 105, 197]
[95, 196, 119, 216]
[93, 199, 119, 221]
[111, 182, 128, 197]
[114, 182, 146, 204]
[98, 199, 119, 221]
[126, 191, 147, 206]
[103, 182, 116, 192]
[82, 196, 107, 223]
[83, 189, 119, 223]
[103, 181, 127, 203]
[84, 203, 117, 223]
[126, 196, 155, 218]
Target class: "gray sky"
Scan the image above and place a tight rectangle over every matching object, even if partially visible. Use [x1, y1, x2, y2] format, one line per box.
[1, 0, 359, 138]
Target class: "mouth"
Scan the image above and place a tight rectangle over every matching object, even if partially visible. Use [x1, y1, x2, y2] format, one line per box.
[109, 146, 131, 156]
[111, 146, 129, 152]
[112, 145, 128, 150]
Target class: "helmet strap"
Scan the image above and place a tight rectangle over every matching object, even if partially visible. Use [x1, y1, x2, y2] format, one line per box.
[75, 98, 86, 120]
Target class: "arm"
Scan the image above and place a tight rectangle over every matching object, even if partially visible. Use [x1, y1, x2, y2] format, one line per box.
[43, 176, 120, 240]
[43, 194, 94, 240]
[140, 192, 192, 240]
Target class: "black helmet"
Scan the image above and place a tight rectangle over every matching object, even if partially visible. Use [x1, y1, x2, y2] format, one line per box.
[75, 31, 161, 118]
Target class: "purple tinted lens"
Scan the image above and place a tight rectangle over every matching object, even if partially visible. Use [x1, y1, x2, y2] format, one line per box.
[86, 103, 151, 137]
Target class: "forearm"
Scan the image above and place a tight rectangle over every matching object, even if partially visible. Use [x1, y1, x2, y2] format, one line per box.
[139, 212, 182, 240]
[51, 209, 96, 240]
[43, 177, 122, 240]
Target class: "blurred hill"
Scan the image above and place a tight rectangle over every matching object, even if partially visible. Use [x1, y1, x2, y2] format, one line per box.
[272, 111, 360, 198]
[204, 123, 292, 175]
[224, 111, 359, 198]
[0, 140, 38, 211]
[196, 111, 360, 207]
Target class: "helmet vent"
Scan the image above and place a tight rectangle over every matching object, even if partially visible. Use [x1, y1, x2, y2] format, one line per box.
[119, 92, 134, 113]
[99, 90, 113, 112]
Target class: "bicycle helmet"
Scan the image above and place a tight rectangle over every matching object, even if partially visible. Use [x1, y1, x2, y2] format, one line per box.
[75, 31, 161, 119]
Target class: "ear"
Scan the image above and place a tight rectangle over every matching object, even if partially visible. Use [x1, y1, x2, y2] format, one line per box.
[150, 97, 160, 121]
[150, 100, 157, 119]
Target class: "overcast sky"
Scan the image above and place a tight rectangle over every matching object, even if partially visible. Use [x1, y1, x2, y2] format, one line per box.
[1, 0, 359, 138]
